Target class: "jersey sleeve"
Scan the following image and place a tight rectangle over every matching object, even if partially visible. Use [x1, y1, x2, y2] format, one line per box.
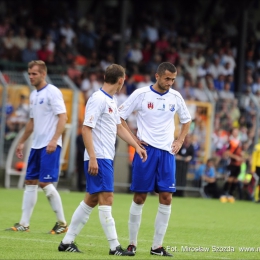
[118, 90, 142, 120]
[176, 94, 192, 124]
[50, 88, 67, 115]
[83, 94, 105, 128]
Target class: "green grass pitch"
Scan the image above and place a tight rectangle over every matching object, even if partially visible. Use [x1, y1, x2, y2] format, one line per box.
[0, 188, 260, 259]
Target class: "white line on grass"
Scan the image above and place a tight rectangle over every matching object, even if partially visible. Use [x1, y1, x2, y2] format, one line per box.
[0, 235, 231, 259]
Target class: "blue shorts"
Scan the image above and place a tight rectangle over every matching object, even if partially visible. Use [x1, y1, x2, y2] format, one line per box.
[84, 159, 113, 194]
[131, 145, 176, 193]
[26, 146, 61, 182]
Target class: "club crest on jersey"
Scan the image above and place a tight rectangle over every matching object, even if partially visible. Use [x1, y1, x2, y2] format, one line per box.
[108, 107, 113, 113]
[147, 102, 154, 110]
[39, 98, 44, 104]
[169, 104, 175, 112]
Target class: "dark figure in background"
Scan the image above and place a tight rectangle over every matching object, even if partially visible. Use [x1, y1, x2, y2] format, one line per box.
[175, 134, 194, 196]
[76, 134, 85, 191]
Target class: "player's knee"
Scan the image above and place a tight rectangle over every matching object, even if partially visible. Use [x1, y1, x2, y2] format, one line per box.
[159, 193, 172, 205]
[39, 182, 52, 189]
[133, 193, 147, 204]
[25, 179, 38, 185]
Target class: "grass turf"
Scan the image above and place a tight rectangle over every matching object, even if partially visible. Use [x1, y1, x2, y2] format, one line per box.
[0, 188, 260, 259]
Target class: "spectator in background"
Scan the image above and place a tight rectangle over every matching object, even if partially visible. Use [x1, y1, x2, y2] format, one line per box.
[165, 46, 180, 65]
[48, 20, 60, 44]
[195, 158, 221, 198]
[37, 43, 52, 62]
[81, 72, 101, 102]
[184, 57, 198, 83]
[30, 28, 42, 51]
[179, 78, 195, 100]
[213, 74, 225, 91]
[60, 21, 76, 46]
[14, 27, 28, 52]
[2, 29, 19, 60]
[193, 80, 210, 102]
[136, 74, 154, 89]
[176, 134, 195, 196]
[208, 56, 224, 80]
[6, 94, 29, 134]
[219, 82, 235, 101]
[252, 76, 260, 93]
[21, 40, 38, 63]
[221, 128, 243, 199]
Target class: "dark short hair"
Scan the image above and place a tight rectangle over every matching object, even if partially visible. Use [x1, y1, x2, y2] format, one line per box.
[104, 64, 125, 84]
[157, 62, 176, 76]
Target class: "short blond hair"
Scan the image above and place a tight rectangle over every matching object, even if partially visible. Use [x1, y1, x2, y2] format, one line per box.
[28, 60, 47, 73]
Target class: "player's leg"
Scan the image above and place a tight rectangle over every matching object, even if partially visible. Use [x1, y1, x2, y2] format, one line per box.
[58, 192, 97, 252]
[38, 146, 67, 233]
[6, 149, 39, 231]
[150, 150, 174, 256]
[58, 159, 99, 252]
[127, 146, 158, 253]
[94, 159, 133, 256]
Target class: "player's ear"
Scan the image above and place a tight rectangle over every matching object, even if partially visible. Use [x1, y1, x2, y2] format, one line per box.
[155, 73, 159, 81]
[118, 77, 124, 85]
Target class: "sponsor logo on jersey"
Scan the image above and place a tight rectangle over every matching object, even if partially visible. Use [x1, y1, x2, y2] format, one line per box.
[158, 104, 165, 111]
[147, 102, 154, 109]
[39, 98, 44, 104]
[169, 104, 175, 112]
[109, 107, 113, 113]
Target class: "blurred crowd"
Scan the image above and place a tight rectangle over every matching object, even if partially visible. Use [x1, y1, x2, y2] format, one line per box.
[1, 0, 260, 200]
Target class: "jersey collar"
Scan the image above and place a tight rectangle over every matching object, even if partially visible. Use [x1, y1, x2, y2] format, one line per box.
[100, 88, 113, 99]
[150, 85, 169, 96]
[37, 84, 48, 92]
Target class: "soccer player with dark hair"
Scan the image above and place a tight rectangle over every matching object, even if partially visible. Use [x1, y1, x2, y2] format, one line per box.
[119, 62, 191, 257]
[58, 64, 147, 255]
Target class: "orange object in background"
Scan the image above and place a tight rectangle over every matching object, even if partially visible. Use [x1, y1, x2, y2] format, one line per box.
[15, 161, 26, 171]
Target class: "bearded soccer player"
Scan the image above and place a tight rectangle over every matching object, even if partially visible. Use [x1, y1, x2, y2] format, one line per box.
[119, 62, 191, 257]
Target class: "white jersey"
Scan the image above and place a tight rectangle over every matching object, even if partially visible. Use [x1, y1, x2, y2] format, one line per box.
[119, 86, 191, 151]
[83, 89, 121, 161]
[29, 84, 66, 149]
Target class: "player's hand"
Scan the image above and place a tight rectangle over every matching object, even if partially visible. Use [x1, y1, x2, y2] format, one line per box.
[16, 143, 24, 159]
[171, 140, 183, 155]
[88, 157, 98, 175]
[136, 146, 147, 162]
[46, 140, 57, 154]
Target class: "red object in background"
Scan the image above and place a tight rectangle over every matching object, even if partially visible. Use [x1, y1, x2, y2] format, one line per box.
[15, 161, 26, 172]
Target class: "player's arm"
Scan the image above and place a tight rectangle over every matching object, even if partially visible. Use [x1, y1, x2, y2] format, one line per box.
[82, 125, 98, 175]
[46, 113, 68, 154]
[171, 121, 191, 155]
[117, 124, 147, 162]
[16, 118, 34, 159]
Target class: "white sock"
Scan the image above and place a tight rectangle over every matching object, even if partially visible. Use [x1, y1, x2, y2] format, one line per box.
[20, 185, 38, 227]
[42, 184, 66, 224]
[128, 201, 144, 246]
[98, 205, 120, 251]
[62, 201, 93, 244]
[152, 204, 171, 250]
